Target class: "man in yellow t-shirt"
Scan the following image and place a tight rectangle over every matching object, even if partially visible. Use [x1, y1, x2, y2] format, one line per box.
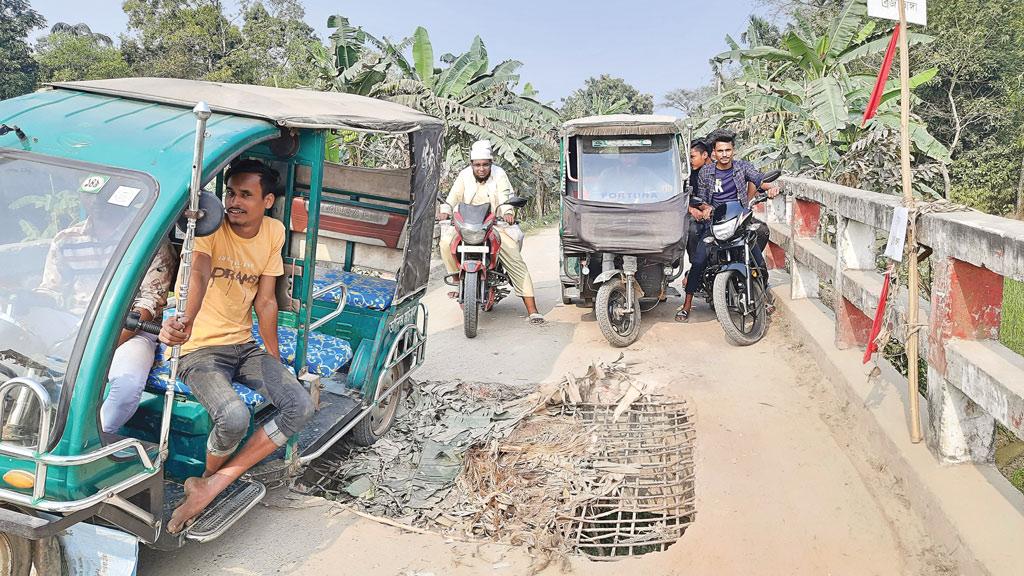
[159, 159, 313, 533]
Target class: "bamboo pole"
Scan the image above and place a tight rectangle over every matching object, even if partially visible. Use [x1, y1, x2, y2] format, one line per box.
[898, 0, 923, 443]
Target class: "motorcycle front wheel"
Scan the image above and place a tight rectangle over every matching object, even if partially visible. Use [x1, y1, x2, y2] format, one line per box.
[463, 270, 480, 338]
[713, 270, 767, 346]
[595, 277, 641, 348]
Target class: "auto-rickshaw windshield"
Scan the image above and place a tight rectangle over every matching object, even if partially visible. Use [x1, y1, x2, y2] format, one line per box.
[0, 154, 155, 402]
[578, 134, 680, 204]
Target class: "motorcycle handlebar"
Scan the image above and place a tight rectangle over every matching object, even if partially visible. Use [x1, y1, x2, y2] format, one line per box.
[751, 188, 789, 206]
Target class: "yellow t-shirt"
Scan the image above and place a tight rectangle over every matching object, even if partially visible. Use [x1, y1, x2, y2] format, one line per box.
[181, 217, 285, 356]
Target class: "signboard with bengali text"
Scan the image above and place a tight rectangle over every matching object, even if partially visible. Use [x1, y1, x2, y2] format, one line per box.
[868, 0, 927, 26]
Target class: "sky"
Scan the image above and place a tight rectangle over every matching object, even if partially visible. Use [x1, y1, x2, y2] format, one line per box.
[26, 0, 762, 113]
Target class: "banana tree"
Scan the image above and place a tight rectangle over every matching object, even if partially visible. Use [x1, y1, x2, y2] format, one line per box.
[371, 27, 558, 173]
[695, 0, 949, 193]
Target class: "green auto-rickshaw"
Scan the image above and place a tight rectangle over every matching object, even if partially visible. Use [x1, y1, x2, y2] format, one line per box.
[0, 77, 443, 570]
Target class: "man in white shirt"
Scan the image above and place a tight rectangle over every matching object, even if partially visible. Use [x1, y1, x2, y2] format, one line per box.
[438, 140, 542, 324]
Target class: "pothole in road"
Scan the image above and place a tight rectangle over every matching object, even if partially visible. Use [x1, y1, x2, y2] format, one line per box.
[303, 358, 696, 564]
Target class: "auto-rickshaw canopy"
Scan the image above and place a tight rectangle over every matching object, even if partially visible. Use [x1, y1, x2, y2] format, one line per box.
[53, 78, 444, 133]
[561, 114, 680, 137]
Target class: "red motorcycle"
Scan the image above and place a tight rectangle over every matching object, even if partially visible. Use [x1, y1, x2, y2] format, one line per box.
[443, 197, 527, 338]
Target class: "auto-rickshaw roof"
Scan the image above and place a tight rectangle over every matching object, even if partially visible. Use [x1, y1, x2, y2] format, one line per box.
[51, 78, 444, 134]
[561, 114, 680, 137]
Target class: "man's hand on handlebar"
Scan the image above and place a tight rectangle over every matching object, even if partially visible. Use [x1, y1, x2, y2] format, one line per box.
[503, 213, 514, 225]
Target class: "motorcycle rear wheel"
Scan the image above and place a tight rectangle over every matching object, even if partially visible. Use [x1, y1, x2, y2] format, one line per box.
[595, 278, 641, 348]
[713, 270, 767, 346]
[463, 271, 480, 338]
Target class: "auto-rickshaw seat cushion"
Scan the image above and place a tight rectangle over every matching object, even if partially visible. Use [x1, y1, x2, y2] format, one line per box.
[313, 269, 397, 310]
[145, 323, 354, 407]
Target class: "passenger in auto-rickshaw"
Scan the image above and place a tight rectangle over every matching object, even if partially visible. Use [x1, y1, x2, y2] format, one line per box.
[101, 241, 178, 433]
[159, 159, 314, 532]
[25, 187, 138, 361]
[593, 153, 674, 203]
[439, 140, 543, 324]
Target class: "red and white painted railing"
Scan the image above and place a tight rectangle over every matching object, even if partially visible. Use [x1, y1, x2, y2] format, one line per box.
[761, 177, 1024, 463]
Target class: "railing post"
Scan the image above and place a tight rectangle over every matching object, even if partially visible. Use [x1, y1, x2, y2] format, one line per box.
[834, 217, 875, 349]
[926, 255, 1003, 463]
[790, 198, 820, 300]
[763, 196, 788, 270]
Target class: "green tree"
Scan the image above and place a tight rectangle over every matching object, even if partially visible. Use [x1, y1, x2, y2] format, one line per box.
[661, 86, 714, 118]
[228, 0, 319, 87]
[910, 0, 1024, 212]
[45, 22, 113, 46]
[0, 0, 45, 99]
[312, 19, 558, 171]
[560, 75, 654, 120]
[120, 0, 245, 80]
[35, 29, 130, 83]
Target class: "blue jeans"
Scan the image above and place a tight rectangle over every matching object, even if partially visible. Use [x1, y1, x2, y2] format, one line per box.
[179, 342, 314, 456]
[686, 219, 769, 295]
[686, 220, 710, 295]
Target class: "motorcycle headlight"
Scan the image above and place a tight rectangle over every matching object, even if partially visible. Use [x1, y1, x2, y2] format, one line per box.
[459, 224, 487, 245]
[712, 218, 740, 241]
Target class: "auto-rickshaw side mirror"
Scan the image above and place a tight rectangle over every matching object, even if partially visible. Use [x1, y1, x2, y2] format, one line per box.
[176, 190, 224, 237]
[268, 128, 300, 158]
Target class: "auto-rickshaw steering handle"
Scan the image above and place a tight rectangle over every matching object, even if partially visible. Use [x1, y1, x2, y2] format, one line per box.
[125, 311, 162, 336]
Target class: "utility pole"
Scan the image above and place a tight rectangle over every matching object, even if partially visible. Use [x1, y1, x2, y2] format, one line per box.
[898, 0, 923, 443]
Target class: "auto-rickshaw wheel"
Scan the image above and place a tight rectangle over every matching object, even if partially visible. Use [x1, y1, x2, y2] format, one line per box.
[0, 531, 32, 576]
[351, 368, 403, 447]
[595, 278, 642, 348]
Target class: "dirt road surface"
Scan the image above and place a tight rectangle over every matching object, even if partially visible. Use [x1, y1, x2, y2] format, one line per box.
[139, 226, 948, 575]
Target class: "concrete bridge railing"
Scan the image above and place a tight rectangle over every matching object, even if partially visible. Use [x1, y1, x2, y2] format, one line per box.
[761, 177, 1024, 464]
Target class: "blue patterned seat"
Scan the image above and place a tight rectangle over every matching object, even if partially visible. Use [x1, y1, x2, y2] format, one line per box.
[146, 322, 354, 407]
[313, 269, 397, 310]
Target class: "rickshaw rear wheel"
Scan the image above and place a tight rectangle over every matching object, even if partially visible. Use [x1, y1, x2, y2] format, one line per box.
[595, 278, 641, 348]
[0, 531, 32, 576]
[351, 369, 403, 447]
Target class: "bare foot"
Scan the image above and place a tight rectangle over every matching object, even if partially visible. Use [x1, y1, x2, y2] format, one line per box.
[167, 473, 232, 533]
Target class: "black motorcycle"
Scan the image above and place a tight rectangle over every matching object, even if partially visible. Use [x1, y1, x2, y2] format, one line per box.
[694, 170, 782, 346]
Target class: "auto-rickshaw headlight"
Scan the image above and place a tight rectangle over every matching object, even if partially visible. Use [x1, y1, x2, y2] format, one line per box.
[2, 469, 34, 490]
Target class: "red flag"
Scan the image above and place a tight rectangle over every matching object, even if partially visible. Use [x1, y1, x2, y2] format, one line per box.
[861, 27, 900, 127]
[863, 270, 892, 364]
